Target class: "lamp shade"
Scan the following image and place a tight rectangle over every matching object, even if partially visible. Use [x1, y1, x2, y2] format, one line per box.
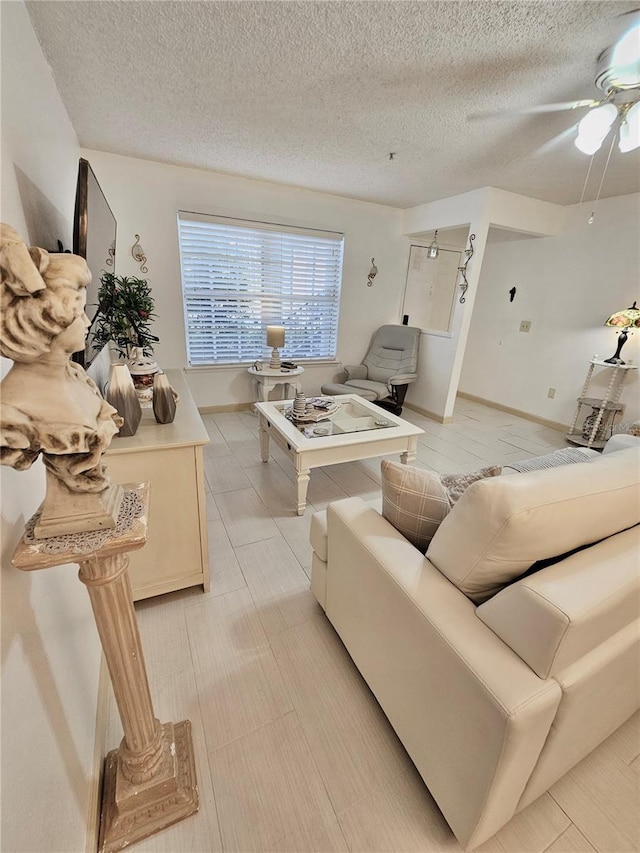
[266, 325, 285, 348]
[605, 301, 640, 329]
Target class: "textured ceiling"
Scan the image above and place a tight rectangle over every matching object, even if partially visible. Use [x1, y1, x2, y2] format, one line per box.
[25, 0, 640, 208]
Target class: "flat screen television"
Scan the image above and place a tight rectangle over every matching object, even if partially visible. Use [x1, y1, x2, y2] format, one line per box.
[72, 158, 117, 367]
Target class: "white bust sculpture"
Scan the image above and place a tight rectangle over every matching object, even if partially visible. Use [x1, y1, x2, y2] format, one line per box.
[0, 223, 124, 537]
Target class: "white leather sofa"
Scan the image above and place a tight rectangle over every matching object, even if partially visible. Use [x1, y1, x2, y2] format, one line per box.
[309, 442, 640, 849]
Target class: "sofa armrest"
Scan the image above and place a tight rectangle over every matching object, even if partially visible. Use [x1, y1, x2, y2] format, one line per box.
[324, 498, 561, 849]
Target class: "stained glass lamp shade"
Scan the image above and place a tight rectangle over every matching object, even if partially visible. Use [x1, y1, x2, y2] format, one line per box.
[604, 301, 640, 364]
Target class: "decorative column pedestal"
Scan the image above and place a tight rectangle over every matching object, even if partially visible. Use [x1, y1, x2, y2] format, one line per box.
[12, 483, 198, 853]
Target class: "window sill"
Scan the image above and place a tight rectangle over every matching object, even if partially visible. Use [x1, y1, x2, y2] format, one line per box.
[185, 359, 340, 372]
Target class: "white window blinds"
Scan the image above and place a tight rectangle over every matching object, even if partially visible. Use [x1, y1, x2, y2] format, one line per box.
[178, 213, 344, 365]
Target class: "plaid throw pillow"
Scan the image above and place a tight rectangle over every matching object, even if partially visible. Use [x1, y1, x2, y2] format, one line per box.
[381, 461, 501, 553]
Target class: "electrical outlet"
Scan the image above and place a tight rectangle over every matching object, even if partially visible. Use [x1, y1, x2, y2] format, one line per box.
[548, 387, 556, 399]
[519, 320, 532, 332]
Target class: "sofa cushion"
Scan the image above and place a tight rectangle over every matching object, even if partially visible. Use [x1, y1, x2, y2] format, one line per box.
[427, 446, 640, 604]
[381, 461, 500, 552]
[476, 525, 640, 678]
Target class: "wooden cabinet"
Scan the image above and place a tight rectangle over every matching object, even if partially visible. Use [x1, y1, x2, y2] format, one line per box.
[104, 370, 210, 600]
[566, 359, 637, 450]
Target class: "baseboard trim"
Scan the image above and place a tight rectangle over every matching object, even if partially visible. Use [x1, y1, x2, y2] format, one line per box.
[404, 402, 454, 425]
[86, 653, 110, 853]
[198, 402, 253, 414]
[457, 391, 568, 432]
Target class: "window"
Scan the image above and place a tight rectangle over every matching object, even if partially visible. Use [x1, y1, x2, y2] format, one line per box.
[178, 212, 344, 365]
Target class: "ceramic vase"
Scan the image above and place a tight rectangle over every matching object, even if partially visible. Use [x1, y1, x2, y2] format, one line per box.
[152, 372, 177, 424]
[127, 346, 159, 406]
[107, 363, 142, 437]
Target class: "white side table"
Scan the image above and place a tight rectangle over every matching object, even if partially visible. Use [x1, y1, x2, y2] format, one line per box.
[248, 365, 305, 403]
[566, 359, 637, 449]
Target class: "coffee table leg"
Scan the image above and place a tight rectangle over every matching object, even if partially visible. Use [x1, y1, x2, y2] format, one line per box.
[400, 437, 418, 466]
[295, 465, 310, 516]
[259, 421, 270, 463]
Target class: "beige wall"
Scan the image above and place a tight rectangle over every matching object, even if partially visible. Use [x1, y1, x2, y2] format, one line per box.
[1, 4, 103, 850]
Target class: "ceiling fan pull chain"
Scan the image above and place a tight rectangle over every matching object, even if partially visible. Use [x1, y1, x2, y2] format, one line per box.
[579, 154, 596, 207]
[589, 131, 618, 224]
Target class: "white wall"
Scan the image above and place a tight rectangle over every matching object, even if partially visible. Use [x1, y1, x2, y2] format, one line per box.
[1, 4, 102, 851]
[82, 150, 407, 407]
[460, 192, 640, 427]
[400, 187, 566, 420]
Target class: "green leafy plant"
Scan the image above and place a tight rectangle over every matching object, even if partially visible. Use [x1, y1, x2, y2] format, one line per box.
[92, 272, 159, 359]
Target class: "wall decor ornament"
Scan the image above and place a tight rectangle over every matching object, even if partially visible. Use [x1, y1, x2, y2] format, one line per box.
[458, 233, 476, 303]
[105, 239, 115, 267]
[0, 223, 124, 537]
[367, 258, 378, 286]
[131, 233, 148, 273]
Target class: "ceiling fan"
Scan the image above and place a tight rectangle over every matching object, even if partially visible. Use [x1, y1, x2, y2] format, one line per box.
[569, 18, 640, 154]
[474, 17, 640, 156]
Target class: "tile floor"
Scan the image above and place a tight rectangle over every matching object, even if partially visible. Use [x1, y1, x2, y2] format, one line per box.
[106, 398, 640, 852]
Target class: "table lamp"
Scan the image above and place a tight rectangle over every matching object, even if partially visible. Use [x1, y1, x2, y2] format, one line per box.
[266, 325, 285, 369]
[604, 301, 640, 364]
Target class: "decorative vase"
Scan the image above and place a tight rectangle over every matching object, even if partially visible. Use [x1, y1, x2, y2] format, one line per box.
[107, 364, 142, 437]
[127, 346, 159, 407]
[152, 372, 177, 424]
[292, 390, 307, 419]
[582, 409, 608, 442]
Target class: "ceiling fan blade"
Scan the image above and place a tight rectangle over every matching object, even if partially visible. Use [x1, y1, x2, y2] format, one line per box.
[518, 100, 601, 113]
[616, 7, 640, 20]
[531, 124, 579, 157]
[468, 100, 599, 120]
[609, 19, 640, 86]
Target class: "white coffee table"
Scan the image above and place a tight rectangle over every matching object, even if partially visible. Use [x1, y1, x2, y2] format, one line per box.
[255, 394, 424, 515]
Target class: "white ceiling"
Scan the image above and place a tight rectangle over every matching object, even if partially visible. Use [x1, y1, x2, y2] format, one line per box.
[25, 0, 640, 209]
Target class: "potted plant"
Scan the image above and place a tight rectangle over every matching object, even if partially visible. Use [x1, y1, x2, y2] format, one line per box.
[92, 272, 159, 359]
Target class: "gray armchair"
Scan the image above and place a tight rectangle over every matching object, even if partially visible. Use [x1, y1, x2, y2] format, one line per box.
[322, 324, 420, 415]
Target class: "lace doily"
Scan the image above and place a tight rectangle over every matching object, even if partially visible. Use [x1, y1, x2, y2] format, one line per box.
[24, 490, 145, 555]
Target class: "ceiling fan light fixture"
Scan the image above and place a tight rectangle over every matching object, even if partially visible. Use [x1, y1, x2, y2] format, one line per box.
[427, 230, 439, 260]
[575, 103, 618, 154]
[619, 101, 640, 152]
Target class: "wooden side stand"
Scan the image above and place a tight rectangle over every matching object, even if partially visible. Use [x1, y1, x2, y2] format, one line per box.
[12, 483, 198, 853]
